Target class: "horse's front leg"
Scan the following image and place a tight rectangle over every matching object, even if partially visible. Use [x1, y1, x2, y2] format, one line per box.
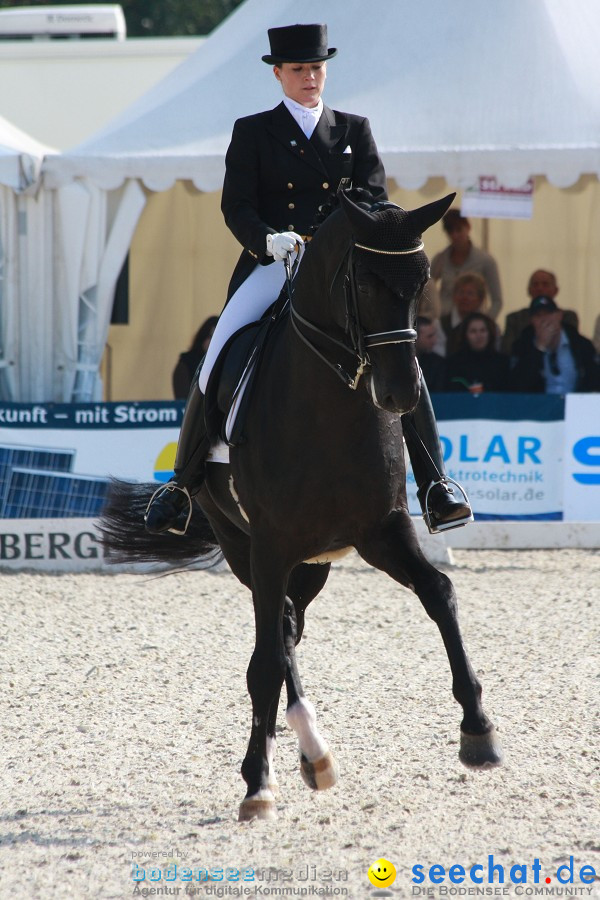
[356, 509, 502, 768]
[282, 595, 339, 791]
[238, 546, 290, 822]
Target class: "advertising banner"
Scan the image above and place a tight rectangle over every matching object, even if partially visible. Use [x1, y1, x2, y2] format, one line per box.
[461, 176, 535, 220]
[0, 401, 184, 569]
[563, 394, 600, 522]
[406, 394, 565, 520]
[0, 402, 183, 522]
[0, 518, 105, 571]
[0, 395, 594, 543]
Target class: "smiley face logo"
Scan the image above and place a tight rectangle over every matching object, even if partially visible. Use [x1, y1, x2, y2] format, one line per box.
[367, 857, 397, 888]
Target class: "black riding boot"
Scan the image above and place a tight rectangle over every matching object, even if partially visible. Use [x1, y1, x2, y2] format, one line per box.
[402, 379, 473, 534]
[144, 380, 211, 534]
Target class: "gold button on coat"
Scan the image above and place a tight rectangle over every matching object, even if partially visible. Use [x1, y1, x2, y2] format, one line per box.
[288, 224, 294, 230]
[322, 182, 329, 189]
[287, 183, 294, 189]
[288, 202, 295, 209]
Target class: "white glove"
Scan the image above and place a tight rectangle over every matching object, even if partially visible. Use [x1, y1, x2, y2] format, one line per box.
[266, 231, 304, 261]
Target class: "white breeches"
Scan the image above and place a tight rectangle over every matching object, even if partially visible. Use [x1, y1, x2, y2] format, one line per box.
[198, 261, 287, 394]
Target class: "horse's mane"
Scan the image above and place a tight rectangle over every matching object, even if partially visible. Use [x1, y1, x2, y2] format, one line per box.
[307, 187, 374, 236]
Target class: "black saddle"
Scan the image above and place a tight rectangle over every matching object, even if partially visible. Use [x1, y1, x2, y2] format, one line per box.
[204, 300, 288, 447]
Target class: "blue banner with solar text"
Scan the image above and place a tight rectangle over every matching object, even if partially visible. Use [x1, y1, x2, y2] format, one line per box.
[408, 394, 565, 521]
[0, 394, 591, 522]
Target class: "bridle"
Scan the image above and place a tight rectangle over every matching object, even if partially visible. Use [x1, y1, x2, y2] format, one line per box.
[289, 238, 422, 390]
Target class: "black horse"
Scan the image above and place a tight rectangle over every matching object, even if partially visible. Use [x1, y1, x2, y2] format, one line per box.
[101, 190, 502, 821]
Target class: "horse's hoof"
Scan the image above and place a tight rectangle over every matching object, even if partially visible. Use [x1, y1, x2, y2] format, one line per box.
[459, 728, 503, 768]
[300, 751, 339, 790]
[238, 794, 277, 822]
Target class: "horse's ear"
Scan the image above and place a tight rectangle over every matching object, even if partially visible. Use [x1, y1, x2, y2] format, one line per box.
[338, 189, 378, 237]
[404, 193, 457, 236]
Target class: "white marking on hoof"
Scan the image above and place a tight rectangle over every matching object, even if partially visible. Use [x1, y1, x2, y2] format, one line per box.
[300, 750, 339, 791]
[287, 697, 339, 789]
[286, 698, 328, 762]
[238, 789, 277, 822]
[303, 546, 353, 565]
[228, 475, 250, 523]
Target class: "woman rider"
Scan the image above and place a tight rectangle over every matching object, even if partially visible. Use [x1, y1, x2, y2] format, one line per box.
[145, 23, 472, 536]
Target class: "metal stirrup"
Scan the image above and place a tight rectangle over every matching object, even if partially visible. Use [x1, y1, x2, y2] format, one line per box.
[422, 478, 473, 535]
[145, 483, 193, 536]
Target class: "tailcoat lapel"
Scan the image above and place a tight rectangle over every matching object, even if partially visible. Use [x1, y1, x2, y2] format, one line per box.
[310, 104, 347, 154]
[267, 102, 345, 178]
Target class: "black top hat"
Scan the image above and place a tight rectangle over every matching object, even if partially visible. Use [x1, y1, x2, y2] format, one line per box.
[262, 24, 337, 65]
[529, 295, 559, 313]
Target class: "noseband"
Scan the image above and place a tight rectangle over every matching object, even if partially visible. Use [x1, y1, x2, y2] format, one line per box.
[289, 239, 421, 390]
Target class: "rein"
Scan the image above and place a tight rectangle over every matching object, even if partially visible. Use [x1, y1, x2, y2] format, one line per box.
[289, 240, 419, 390]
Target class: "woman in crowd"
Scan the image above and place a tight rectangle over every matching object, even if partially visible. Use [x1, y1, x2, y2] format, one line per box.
[441, 271, 491, 355]
[446, 312, 510, 393]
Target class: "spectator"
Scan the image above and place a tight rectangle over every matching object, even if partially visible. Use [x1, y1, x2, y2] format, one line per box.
[419, 277, 441, 319]
[509, 296, 599, 394]
[417, 279, 447, 355]
[593, 313, 600, 354]
[446, 312, 510, 393]
[501, 269, 579, 353]
[441, 272, 492, 355]
[416, 316, 447, 391]
[172, 316, 218, 399]
[430, 208, 503, 320]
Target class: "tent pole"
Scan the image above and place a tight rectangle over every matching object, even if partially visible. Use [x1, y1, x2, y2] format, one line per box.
[481, 216, 490, 252]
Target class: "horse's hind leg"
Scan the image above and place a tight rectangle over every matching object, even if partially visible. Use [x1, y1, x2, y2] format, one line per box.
[283, 566, 339, 790]
[357, 510, 502, 768]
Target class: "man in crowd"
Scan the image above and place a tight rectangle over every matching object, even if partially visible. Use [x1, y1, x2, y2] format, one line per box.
[502, 269, 578, 353]
[509, 295, 599, 393]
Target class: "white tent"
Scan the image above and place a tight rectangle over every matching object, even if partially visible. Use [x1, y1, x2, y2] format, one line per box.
[41, 0, 600, 401]
[0, 115, 145, 403]
[0, 114, 48, 191]
[0, 115, 55, 401]
[50, 177, 145, 402]
[44, 0, 600, 190]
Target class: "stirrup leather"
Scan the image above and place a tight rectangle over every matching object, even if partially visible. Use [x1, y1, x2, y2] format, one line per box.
[145, 483, 193, 536]
[422, 478, 474, 535]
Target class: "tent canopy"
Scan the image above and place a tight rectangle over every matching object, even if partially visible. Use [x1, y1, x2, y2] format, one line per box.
[0, 115, 57, 400]
[43, 0, 600, 191]
[0, 113, 54, 191]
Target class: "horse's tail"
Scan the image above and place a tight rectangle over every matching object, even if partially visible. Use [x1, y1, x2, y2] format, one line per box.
[98, 479, 221, 567]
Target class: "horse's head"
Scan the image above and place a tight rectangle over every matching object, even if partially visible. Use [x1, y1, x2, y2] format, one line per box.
[338, 190, 455, 414]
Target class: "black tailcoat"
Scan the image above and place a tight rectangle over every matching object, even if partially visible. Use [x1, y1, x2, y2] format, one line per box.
[221, 102, 388, 298]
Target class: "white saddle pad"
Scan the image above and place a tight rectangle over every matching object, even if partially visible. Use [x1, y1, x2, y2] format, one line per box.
[206, 439, 230, 464]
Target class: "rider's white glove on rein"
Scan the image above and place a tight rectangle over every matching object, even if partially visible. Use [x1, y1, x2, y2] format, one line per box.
[266, 231, 304, 261]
